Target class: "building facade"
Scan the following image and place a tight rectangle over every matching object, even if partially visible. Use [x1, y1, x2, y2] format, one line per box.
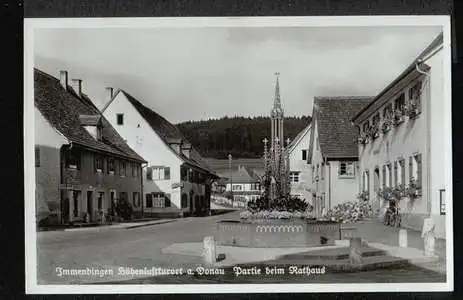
[101, 89, 218, 217]
[352, 32, 447, 238]
[286, 123, 312, 202]
[35, 69, 146, 225]
[223, 165, 262, 207]
[307, 96, 373, 217]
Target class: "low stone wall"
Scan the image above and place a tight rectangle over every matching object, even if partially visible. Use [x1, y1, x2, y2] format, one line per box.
[216, 219, 341, 248]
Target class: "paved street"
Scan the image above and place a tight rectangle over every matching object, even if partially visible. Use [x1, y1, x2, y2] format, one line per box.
[36, 212, 447, 285]
[37, 211, 241, 284]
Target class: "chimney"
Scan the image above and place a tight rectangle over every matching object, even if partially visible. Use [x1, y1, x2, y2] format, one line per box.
[167, 138, 182, 154]
[106, 87, 114, 103]
[59, 70, 68, 89]
[181, 142, 192, 158]
[71, 79, 82, 97]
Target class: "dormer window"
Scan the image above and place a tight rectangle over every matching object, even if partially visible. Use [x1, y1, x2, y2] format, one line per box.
[79, 115, 102, 140]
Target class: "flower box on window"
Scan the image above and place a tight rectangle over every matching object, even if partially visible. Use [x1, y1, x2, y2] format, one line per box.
[357, 133, 369, 145]
[393, 110, 405, 126]
[370, 125, 380, 139]
[381, 118, 392, 133]
[407, 103, 420, 118]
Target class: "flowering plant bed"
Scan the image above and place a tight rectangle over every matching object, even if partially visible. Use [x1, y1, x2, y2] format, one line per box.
[240, 210, 313, 220]
[325, 201, 373, 224]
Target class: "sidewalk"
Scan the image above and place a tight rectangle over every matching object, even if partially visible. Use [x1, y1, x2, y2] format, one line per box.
[347, 218, 447, 274]
[63, 219, 176, 232]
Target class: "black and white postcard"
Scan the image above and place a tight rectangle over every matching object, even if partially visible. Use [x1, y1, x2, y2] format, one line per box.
[24, 16, 453, 294]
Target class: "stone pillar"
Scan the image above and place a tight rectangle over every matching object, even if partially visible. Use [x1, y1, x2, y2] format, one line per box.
[398, 229, 408, 248]
[422, 218, 436, 257]
[349, 237, 363, 266]
[203, 236, 216, 265]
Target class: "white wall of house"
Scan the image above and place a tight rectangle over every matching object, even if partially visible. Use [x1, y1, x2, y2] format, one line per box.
[102, 92, 185, 212]
[427, 48, 447, 238]
[357, 48, 447, 238]
[325, 160, 360, 209]
[309, 121, 325, 215]
[288, 126, 312, 202]
[34, 107, 68, 221]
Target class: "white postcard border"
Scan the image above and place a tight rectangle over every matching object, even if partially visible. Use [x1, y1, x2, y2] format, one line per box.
[24, 16, 453, 294]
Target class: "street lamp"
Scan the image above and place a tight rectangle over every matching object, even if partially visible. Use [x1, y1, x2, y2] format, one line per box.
[228, 154, 233, 207]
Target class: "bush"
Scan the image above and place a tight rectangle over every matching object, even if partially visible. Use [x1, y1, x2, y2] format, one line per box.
[240, 209, 314, 220]
[115, 199, 133, 221]
[247, 195, 310, 213]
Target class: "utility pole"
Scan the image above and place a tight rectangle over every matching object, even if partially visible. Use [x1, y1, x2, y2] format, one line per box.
[228, 154, 233, 207]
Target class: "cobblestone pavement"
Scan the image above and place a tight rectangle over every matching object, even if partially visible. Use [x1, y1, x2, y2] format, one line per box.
[36, 212, 449, 285]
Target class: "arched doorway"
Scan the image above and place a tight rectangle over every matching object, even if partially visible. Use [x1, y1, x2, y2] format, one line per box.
[373, 167, 380, 212]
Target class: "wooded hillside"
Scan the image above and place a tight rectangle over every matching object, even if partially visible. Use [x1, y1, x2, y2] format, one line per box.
[176, 116, 311, 159]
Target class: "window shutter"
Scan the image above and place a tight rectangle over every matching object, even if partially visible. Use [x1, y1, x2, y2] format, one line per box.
[164, 167, 171, 180]
[416, 154, 422, 187]
[147, 167, 153, 180]
[409, 156, 413, 182]
[394, 161, 398, 187]
[164, 193, 171, 207]
[35, 147, 40, 167]
[382, 165, 386, 188]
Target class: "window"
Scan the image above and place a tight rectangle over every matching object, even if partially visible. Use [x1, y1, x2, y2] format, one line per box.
[232, 185, 242, 191]
[181, 193, 188, 208]
[409, 153, 422, 187]
[383, 103, 393, 119]
[145, 193, 153, 208]
[35, 146, 40, 167]
[362, 120, 370, 134]
[132, 163, 138, 177]
[387, 163, 392, 187]
[363, 170, 370, 192]
[107, 158, 115, 174]
[116, 113, 124, 125]
[145, 167, 152, 180]
[94, 155, 103, 172]
[372, 113, 380, 126]
[339, 162, 355, 177]
[408, 81, 422, 115]
[181, 167, 188, 181]
[321, 163, 325, 180]
[382, 165, 386, 188]
[394, 93, 406, 112]
[153, 193, 165, 208]
[290, 172, 300, 183]
[119, 161, 126, 176]
[151, 167, 170, 180]
[302, 150, 307, 160]
[394, 161, 398, 186]
[399, 159, 406, 186]
[66, 148, 81, 170]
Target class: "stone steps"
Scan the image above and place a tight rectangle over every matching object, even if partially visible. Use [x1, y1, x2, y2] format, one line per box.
[247, 255, 410, 273]
[278, 247, 388, 261]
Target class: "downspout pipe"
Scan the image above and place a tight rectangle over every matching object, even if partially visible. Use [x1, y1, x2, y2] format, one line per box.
[416, 60, 432, 217]
[141, 162, 148, 218]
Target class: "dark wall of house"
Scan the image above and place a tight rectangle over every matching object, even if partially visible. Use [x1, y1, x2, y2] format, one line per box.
[35, 145, 61, 222]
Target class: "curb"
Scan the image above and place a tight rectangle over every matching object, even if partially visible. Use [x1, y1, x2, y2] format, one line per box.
[124, 220, 176, 229]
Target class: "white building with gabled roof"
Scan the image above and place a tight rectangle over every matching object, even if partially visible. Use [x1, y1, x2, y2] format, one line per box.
[101, 89, 219, 218]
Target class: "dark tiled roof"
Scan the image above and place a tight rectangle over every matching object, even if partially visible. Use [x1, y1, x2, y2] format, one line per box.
[34, 69, 146, 163]
[227, 166, 260, 184]
[79, 115, 101, 126]
[314, 96, 373, 159]
[120, 90, 217, 176]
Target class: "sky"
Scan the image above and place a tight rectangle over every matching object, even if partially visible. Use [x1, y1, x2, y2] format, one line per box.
[34, 25, 442, 124]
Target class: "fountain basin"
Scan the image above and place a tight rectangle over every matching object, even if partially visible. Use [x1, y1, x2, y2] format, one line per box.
[216, 219, 341, 248]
